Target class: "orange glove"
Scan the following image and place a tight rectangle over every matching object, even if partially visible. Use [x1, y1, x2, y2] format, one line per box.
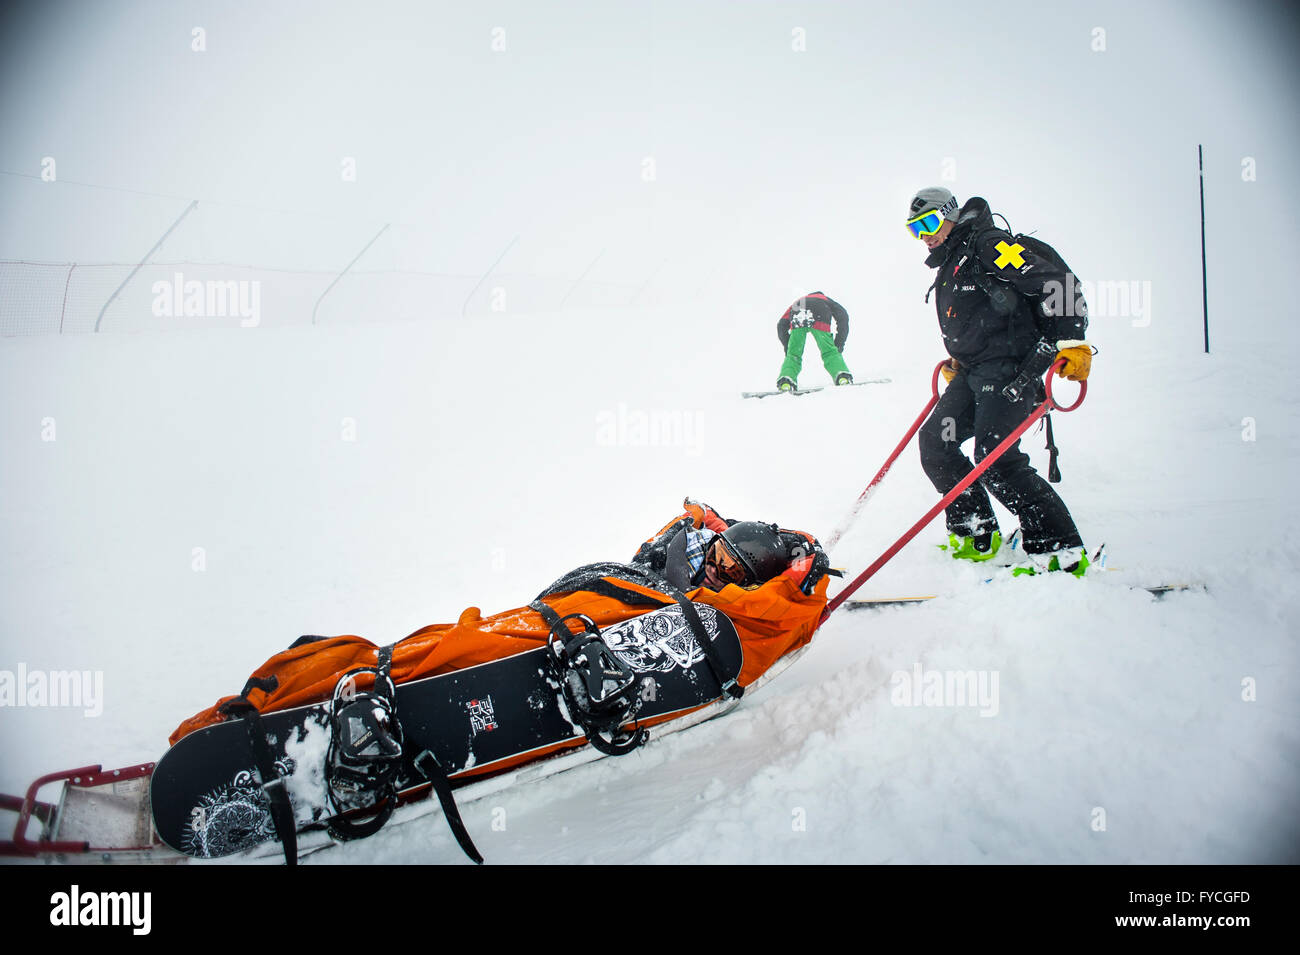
[682, 498, 730, 534]
[1055, 344, 1093, 381]
[940, 359, 960, 384]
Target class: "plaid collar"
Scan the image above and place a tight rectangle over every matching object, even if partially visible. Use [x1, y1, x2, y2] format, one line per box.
[684, 527, 717, 577]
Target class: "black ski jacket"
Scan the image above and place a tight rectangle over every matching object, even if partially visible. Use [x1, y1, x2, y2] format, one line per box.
[776, 292, 849, 352]
[925, 197, 1087, 367]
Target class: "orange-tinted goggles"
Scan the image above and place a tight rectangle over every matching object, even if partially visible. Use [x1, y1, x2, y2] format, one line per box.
[706, 537, 750, 586]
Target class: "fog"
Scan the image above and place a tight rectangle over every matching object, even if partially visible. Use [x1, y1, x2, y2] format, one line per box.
[3, 0, 1297, 345]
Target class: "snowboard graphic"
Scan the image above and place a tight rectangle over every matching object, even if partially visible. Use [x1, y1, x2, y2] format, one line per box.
[150, 603, 743, 858]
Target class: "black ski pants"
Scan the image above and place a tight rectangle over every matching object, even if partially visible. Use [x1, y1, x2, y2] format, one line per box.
[917, 358, 1082, 554]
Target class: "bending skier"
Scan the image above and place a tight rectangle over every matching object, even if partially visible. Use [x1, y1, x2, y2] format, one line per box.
[775, 292, 854, 392]
[905, 186, 1093, 574]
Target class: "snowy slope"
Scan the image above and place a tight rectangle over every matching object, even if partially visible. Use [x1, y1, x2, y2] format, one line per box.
[2, 290, 1297, 864]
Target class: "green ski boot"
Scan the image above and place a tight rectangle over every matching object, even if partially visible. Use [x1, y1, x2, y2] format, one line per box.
[1011, 546, 1091, 579]
[941, 531, 1002, 563]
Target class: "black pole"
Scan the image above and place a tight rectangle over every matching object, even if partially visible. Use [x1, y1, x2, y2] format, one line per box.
[1199, 145, 1209, 353]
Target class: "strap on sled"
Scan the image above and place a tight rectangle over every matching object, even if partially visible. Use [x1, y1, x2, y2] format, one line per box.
[413, 750, 483, 865]
[1044, 413, 1062, 483]
[217, 678, 298, 867]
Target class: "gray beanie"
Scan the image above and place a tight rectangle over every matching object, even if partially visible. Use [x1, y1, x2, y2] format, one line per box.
[908, 187, 959, 222]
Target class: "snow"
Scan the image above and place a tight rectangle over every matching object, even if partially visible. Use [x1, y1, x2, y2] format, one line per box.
[1, 291, 1297, 864]
[283, 718, 331, 826]
[2, 0, 1298, 866]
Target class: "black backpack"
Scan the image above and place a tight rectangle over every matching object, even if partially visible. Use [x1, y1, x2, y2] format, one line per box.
[968, 218, 1084, 484]
[969, 219, 1086, 335]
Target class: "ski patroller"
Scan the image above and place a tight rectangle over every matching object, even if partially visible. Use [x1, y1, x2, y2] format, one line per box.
[821, 359, 1087, 621]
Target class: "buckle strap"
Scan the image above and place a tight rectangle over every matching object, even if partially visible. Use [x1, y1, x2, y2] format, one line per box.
[1045, 413, 1061, 483]
[414, 751, 483, 865]
[219, 697, 298, 866]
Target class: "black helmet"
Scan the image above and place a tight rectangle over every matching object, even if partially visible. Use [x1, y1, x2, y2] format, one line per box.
[718, 522, 788, 585]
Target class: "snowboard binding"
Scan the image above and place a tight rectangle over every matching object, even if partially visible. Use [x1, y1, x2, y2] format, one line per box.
[546, 614, 647, 756]
[324, 652, 404, 840]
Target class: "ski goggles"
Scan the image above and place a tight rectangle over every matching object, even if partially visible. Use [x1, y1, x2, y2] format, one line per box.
[705, 537, 751, 586]
[906, 209, 946, 239]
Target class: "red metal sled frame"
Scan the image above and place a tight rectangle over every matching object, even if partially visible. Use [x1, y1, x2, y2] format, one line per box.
[0, 762, 157, 857]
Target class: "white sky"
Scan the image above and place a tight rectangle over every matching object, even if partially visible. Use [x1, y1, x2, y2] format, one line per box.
[1, 0, 1297, 344]
[2, 2, 1298, 859]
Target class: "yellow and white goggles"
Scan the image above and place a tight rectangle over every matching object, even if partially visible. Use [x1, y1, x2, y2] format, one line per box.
[906, 209, 947, 239]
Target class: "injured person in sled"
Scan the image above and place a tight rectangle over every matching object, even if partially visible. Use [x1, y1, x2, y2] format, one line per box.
[168, 499, 832, 748]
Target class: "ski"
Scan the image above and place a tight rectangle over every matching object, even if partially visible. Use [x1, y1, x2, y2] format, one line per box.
[743, 377, 891, 399]
[743, 387, 823, 399]
[844, 583, 1204, 610]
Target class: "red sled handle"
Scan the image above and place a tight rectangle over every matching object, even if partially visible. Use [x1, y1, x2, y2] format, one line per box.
[824, 360, 950, 551]
[0, 765, 100, 855]
[1045, 359, 1087, 411]
[0, 762, 156, 857]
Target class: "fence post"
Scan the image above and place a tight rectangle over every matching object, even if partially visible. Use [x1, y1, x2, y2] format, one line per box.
[1198, 144, 1209, 354]
[311, 223, 390, 326]
[93, 200, 198, 332]
[557, 248, 606, 309]
[626, 257, 668, 307]
[59, 263, 76, 334]
[460, 235, 519, 318]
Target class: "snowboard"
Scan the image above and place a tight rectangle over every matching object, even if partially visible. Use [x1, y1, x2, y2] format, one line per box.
[150, 603, 743, 859]
[742, 378, 891, 399]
